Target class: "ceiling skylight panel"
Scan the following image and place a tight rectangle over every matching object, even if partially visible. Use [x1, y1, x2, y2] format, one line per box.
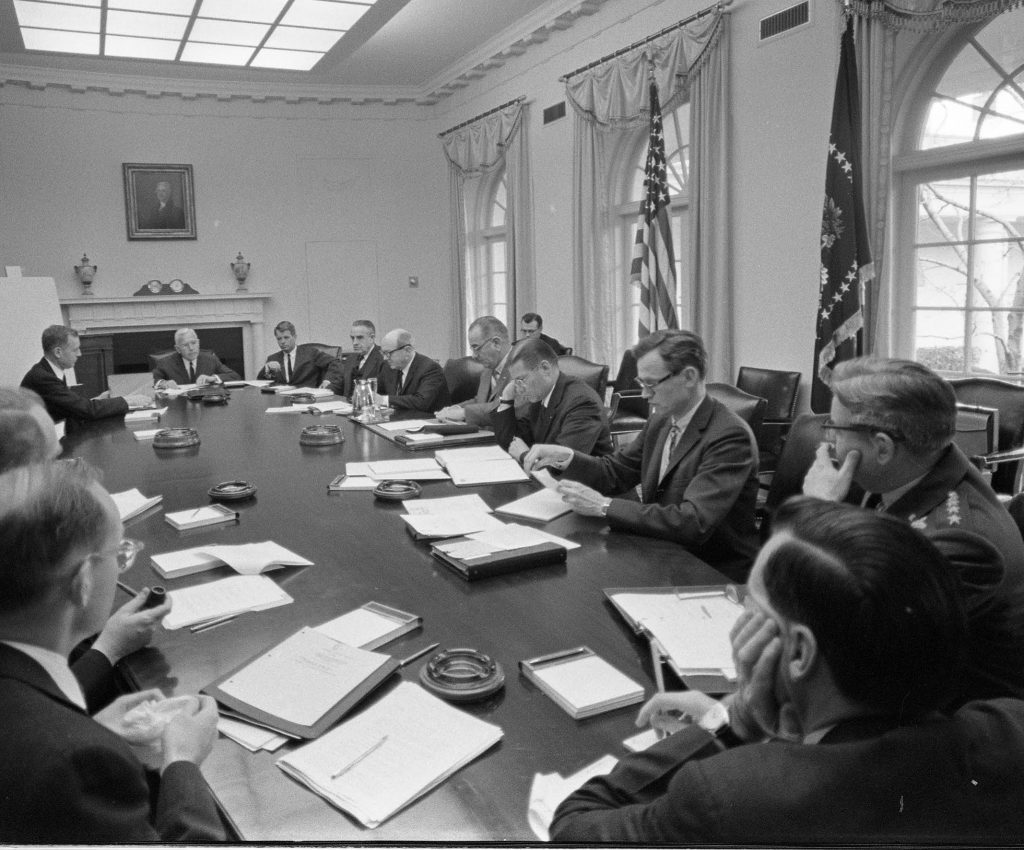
[105, 34, 179, 60]
[264, 25, 344, 52]
[38, 0, 99, 6]
[13, 1, 99, 31]
[106, 10, 188, 40]
[197, 0, 288, 24]
[180, 41, 255, 65]
[20, 27, 99, 53]
[282, 0, 372, 31]
[190, 18, 270, 46]
[250, 47, 324, 71]
[108, 0, 194, 13]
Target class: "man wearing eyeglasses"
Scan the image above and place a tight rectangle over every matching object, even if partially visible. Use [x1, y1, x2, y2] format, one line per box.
[803, 356, 1024, 705]
[492, 338, 612, 462]
[524, 330, 759, 581]
[0, 462, 223, 841]
[375, 328, 450, 413]
[436, 316, 515, 426]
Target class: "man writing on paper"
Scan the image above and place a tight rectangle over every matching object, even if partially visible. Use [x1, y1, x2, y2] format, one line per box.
[801, 356, 1024, 705]
[524, 330, 758, 581]
[256, 321, 342, 389]
[152, 328, 241, 389]
[335, 319, 385, 397]
[551, 498, 1024, 844]
[20, 326, 152, 431]
[0, 461, 223, 841]
[492, 338, 612, 463]
[375, 329, 449, 413]
[436, 316, 514, 426]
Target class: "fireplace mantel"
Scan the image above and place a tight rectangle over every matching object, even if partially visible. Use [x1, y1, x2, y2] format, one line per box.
[61, 292, 271, 378]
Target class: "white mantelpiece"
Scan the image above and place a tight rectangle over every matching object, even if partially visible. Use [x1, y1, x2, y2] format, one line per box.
[61, 292, 271, 378]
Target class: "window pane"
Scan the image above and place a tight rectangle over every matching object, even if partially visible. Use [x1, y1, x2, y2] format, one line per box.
[979, 86, 1024, 140]
[914, 309, 965, 371]
[490, 177, 507, 228]
[916, 245, 968, 308]
[916, 178, 971, 245]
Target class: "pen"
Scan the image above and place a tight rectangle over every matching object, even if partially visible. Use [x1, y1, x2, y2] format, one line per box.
[399, 642, 439, 667]
[189, 508, 203, 520]
[117, 579, 141, 597]
[190, 614, 237, 633]
[330, 735, 389, 780]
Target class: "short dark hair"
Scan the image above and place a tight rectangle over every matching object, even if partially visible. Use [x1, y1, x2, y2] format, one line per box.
[521, 312, 543, 328]
[0, 387, 51, 474]
[510, 337, 558, 370]
[830, 357, 956, 454]
[274, 321, 296, 335]
[0, 461, 108, 613]
[632, 330, 707, 379]
[41, 325, 77, 354]
[352, 320, 376, 335]
[765, 496, 967, 718]
[469, 316, 510, 342]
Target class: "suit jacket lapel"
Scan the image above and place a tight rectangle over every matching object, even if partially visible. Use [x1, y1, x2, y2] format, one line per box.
[535, 374, 567, 442]
[0, 644, 87, 716]
[652, 396, 715, 487]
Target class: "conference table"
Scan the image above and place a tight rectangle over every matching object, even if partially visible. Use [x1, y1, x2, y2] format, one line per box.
[62, 386, 728, 842]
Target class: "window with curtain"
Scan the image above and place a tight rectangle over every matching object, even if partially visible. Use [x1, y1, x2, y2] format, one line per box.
[897, 6, 1024, 377]
[610, 104, 691, 361]
[462, 168, 509, 330]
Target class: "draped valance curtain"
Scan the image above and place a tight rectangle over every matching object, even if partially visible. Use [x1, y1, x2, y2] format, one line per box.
[441, 100, 535, 356]
[564, 9, 732, 379]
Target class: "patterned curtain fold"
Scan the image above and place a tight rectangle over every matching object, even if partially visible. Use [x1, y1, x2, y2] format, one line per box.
[848, 0, 1024, 31]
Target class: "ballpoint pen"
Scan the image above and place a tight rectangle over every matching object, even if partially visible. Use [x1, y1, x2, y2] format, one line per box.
[191, 614, 237, 633]
[399, 642, 439, 667]
[330, 735, 389, 779]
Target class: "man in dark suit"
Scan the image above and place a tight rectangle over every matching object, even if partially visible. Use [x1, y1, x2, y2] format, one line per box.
[256, 320, 343, 389]
[20, 326, 152, 430]
[375, 328, 449, 412]
[335, 319, 386, 397]
[803, 356, 1024, 705]
[138, 180, 185, 230]
[525, 330, 758, 581]
[152, 327, 241, 388]
[492, 337, 611, 461]
[0, 461, 223, 841]
[436, 315, 515, 426]
[520, 312, 571, 355]
[551, 498, 1024, 845]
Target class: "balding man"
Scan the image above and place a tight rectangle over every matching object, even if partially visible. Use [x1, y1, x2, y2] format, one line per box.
[0, 387, 60, 473]
[436, 316, 514, 427]
[152, 328, 240, 389]
[375, 329, 449, 413]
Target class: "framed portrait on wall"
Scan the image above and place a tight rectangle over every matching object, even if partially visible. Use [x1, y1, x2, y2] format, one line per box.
[123, 163, 196, 240]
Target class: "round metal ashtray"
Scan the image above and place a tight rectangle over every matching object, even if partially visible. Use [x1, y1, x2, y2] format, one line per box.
[372, 479, 422, 501]
[286, 392, 316, 405]
[152, 428, 200, 449]
[208, 480, 257, 502]
[419, 648, 505, 702]
[299, 424, 345, 446]
[201, 390, 230, 405]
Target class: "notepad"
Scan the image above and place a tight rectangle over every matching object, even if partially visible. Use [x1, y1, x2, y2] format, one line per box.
[110, 488, 163, 521]
[125, 407, 167, 422]
[328, 474, 378, 491]
[276, 681, 503, 828]
[164, 504, 239, 531]
[131, 428, 164, 441]
[435, 445, 529, 486]
[151, 541, 313, 579]
[313, 601, 422, 650]
[494, 488, 571, 523]
[345, 460, 449, 481]
[520, 647, 645, 719]
[162, 574, 293, 630]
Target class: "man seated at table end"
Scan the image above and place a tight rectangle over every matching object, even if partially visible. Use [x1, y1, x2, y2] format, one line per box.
[152, 327, 240, 390]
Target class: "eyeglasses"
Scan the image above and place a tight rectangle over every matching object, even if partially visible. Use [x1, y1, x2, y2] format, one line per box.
[468, 337, 497, 354]
[382, 344, 410, 359]
[635, 373, 675, 392]
[822, 419, 903, 443]
[91, 538, 145, 573]
[511, 369, 537, 386]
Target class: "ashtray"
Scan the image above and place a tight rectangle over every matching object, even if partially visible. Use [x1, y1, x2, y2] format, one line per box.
[201, 390, 230, 405]
[287, 392, 317, 405]
[299, 424, 345, 446]
[419, 648, 505, 702]
[152, 428, 200, 449]
[373, 479, 422, 501]
[208, 480, 257, 501]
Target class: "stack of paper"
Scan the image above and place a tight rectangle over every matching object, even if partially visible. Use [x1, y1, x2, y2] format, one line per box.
[162, 574, 293, 630]
[277, 386, 334, 398]
[223, 380, 273, 388]
[344, 459, 449, 481]
[276, 681, 503, 828]
[218, 717, 290, 752]
[125, 407, 168, 423]
[520, 647, 645, 719]
[110, 488, 163, 521]
[151, 541, 314, 579]
[164, 504, 238, 531]
[314, 602, 421, 650]
[310, 400, 353, 415]
[433, 524, 579, 562]
[401, 494, 504, 539]
[132, 428, 164, 441]
[528, 754, 618, 841]
[434, 446, 529, 486]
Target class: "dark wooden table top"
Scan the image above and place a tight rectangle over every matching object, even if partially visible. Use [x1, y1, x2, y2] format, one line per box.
[63, 387, 726, 842]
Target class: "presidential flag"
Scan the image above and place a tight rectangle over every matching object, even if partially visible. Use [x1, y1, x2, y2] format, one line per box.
[812, 16, 873, 412]
[631, 69, 679, 339]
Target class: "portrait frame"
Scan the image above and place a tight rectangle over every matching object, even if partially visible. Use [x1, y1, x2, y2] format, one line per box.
[123, 163, 197, 240]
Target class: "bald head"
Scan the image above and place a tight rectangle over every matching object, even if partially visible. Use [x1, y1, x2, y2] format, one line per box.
[0, 387, 60, 472]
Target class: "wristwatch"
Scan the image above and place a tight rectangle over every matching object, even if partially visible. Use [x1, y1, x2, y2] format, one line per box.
[599, 498, 612, 517]
[697, 702, 744, 746]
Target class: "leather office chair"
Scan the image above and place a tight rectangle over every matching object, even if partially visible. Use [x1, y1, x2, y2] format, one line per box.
[759, 412, 828, 537]
[612, 349, 639, 394]
[706, 382, 767, 447]
[735, 366, 801, 473]
[443, 355, 486, 404]
[304, 342, 342, 360]
[949, 376, 1024, 494]
[608, 391, 650, 448]
[953, 403, 998, 460]
[558, 354, 609, 400]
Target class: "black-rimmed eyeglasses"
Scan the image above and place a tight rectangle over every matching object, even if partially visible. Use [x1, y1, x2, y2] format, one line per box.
[382, 344, 410, 358]
[822, 419, 903, 443]
[635, 373, 675, 392]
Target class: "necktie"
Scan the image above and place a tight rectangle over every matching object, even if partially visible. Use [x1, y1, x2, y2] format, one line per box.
[659, 424, 681, 481]
[864, 492, 885, 511]
[285, 352, 292, 383]
[187, 360, 195, 383]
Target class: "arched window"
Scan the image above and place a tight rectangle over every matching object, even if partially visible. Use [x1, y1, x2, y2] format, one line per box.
[896, 7, 1024, 376]
[610, 103, 690, 360]
[463, 168, 510, 329]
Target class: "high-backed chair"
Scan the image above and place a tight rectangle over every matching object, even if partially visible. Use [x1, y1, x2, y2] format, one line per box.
[558, 354, 609, 400]
[443, 355, 486, 404]
[759, 412, 829, 536]
[608, 391, 650, 448]
[706, 382, 767, 448]
[612, 349, 639, 394]
[304, 342, 342, 360]
[953, 402, 998, 460]
[735, 367, 801, 472]
[949, 376, 1024, 494]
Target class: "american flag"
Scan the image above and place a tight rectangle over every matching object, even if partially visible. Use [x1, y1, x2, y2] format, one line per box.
[812, 16, 873, 412]
[631, 70, 679, 339]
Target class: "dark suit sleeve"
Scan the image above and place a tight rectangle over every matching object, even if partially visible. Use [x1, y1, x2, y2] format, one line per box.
[565, 418, 649, 493]
[256, 352, 280, 381]
[551, 726, 723, 843]
[491, 402, 523, 450]
[314, 349, 345, 388]
[550, 387, 610, 455]
[21, 364, 128, 423]
[387, 359, 449, 411]
[71, 648, 119, 713]
[204, 353, 241, 382]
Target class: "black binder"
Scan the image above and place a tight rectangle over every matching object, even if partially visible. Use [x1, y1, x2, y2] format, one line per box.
[431, 540, 566, 581]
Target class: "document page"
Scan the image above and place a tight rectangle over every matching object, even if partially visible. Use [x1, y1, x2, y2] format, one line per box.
[404, 495, 492, 515]
[151, 546, 225, 577]
[401, 513, 504, 539]
[217, 628, 391, 727]
[495, 488, 570, 522]
[201, 541, 313, 575]
[531, 654, 643, 714]
[314, 607, 400, 648]
[277, 681, 503, 829]
[163, 575, 292, 630]
[110, 488, 162, 521]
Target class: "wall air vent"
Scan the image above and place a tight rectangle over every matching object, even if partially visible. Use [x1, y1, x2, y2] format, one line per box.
[760, 1, 810, 42]
[543, 101, 567, 124]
